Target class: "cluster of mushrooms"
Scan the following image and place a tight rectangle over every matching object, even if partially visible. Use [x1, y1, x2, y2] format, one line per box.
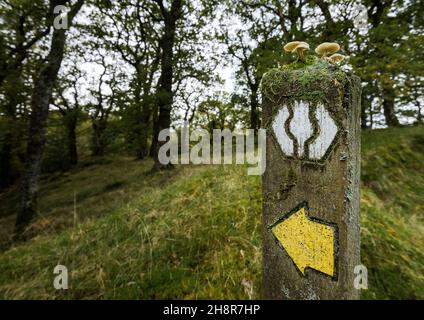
[283, 41, 346, 65]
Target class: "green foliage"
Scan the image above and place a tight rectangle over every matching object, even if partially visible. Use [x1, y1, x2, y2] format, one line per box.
[193, 97, 244, 132]
[42, 114, 72, 173]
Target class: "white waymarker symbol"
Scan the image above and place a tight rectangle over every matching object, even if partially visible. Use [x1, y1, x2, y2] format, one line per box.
[290, 101, 314, 158]
[272, 102, 339, 161]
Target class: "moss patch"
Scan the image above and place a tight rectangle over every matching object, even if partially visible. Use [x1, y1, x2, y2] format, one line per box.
[260, 55, 349, 105]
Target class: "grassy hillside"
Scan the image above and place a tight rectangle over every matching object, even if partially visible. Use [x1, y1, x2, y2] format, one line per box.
[360, 126, 424, 299]
[0, 126, 423, 299]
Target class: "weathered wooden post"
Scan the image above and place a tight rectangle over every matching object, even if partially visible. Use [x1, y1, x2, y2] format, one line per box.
[261, 46, 361, 300]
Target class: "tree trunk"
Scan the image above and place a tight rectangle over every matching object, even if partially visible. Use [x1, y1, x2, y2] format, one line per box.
[91, 120, 107, 157]
[152, 0, 182, 170]
[382, 85, 400, 127]
[153, 26, 175, 169]
[137, 56, 159, 160]
[128, 109, 150, 160]
[149, 105, 159, 158]
[0, 132, 15, 189]
[314, 0, 336, 40]
[134, 83, 153, 160]
[0, 108, 19, 189]
[250, 84, 260, 130]
[137, 105, 151, 160]
[66, 115, 78, 165]
[416, 101, 423, 124]
[137, 133, 149, 159]
[15, 0, 84, 237]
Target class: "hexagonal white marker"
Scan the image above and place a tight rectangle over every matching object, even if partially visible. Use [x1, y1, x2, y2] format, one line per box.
[272, 102, 338, 160]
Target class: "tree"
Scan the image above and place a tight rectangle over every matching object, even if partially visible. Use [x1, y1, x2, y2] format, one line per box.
[85, 49, 126, 157]
[0, 0, 52, 189]
[0, 0, 51, 88]
[193, 95, 243, 133]
[16, 0, 85, 237]
[90, 0, 161, 159]
[110, 0, 219, 169]
[331, 0, 423, 127]
[220, 0, 320, 132]
[220, 2, 284, 130]
[53, 62, 85, 165]
[150, 0, 184, 169]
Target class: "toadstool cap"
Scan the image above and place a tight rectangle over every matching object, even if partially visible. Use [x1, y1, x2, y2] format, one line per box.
[283, 41, 301, 52]
[328, 53, 346, 64]
[292, 42, 310, 52]
[315, 42, 340, 56]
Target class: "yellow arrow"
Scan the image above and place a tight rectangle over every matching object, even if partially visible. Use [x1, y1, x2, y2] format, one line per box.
[271, 207, 336, 277]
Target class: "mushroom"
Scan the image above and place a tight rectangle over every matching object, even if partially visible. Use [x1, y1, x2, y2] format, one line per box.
[283, 41, 310, 62]
[315, 42, 340, 58]
[283, 41, 301, 53]
[328, 53, 346, 64]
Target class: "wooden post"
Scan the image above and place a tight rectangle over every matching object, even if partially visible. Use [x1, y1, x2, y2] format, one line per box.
[261, 60, 361, 300]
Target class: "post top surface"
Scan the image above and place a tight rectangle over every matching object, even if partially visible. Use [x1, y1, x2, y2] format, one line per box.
[260, 56, 359, 105]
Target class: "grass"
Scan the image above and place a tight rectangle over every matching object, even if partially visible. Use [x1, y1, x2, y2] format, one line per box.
[360, 125, 424, 299]
[0, 163, 262, 299]
[0, 125, 423, 299]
